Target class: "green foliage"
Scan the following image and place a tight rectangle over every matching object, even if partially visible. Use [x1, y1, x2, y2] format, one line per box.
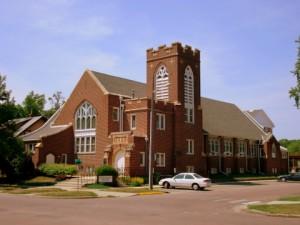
[279, 139, 300, 153]
[289, 36, 300, 109]
[129, 177, 144, 186]
[0, 75, 34, 181]
[38, 164, 77, 177]
[118, 176, 145, 186]
[96, 165, 118, 177]
[22, 91, 46, 117]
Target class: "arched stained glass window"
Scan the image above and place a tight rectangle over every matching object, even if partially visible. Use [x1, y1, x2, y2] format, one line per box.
[155, 65, 169, 100]
[74, 101, 96, 154]
[184, 66, 194, 123]
[75, 102, 96, 130]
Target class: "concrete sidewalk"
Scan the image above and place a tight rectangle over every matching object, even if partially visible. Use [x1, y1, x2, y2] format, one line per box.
[81, 188, 136, 197]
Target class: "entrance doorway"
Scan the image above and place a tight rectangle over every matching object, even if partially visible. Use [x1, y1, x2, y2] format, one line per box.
[114, 150, 125, 175]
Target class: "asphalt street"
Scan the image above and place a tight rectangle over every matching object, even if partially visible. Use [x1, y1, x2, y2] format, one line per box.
[0, 180, 299, 225]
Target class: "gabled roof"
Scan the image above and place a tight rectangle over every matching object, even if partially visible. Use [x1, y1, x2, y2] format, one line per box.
[245, 109, 275, 129]
[90, 70, 147, 98]
[21, 107, 70, 142]
[14, 116, 46, 137]
[201, 97, 267, 140]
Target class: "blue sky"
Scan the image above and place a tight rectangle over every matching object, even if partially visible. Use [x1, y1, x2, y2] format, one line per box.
[0, 0, 299, 139]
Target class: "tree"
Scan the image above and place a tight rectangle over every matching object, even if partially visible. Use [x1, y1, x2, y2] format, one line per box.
[289, 36, 300, 109]
[22, 91, 46, 117]
[44, 91, 65, 118]
[0, 74, 33, 181]
[48, 91, 65, 110]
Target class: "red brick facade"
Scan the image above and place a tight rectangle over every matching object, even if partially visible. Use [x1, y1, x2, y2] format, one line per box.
[28, 42, 288, 176]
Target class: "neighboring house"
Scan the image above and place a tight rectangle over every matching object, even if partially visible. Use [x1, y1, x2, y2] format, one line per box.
[21, 109, 73, 168]
[22, 42, 288, 176]
[14, 116, 47, 137]
[244, 109, 275, 133]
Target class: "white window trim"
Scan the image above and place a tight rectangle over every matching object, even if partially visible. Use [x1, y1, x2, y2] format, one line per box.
[75, 136, 96, 154]
[238, 141, 246, 157]
[155, 65, 169, 101]
[187, 139, 194, 155]
[209, 138, 220, 156]
[224, 139, 233, 157]
[130, 114, 136, 130]
[155, 153, 165, 167]
[140, 152, 145, 167]
[112, 107, 120, 122]
[186, 166, 194, 173]
[156, 113, 166, 130]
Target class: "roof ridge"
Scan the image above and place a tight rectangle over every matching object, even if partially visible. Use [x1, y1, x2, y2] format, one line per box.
[91, 70, 146, 85]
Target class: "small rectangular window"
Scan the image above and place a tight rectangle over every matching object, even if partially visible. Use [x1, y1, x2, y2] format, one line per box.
[156, 113, 165, 130]
[186, 166, 194, 173]
[184, 108, 194, 124]
[155, 153, 165, 167]
[187, 139, 194, 155]
[140, 152, 145, 167]
[112, 107, 119, 121]
[130, 114, 136, 130]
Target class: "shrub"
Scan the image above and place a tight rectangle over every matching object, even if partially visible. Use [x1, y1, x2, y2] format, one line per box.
[38, 164, 77, 177]
[129, 177, 144, 187]
[96, 165, 118, 177]
[118, 176, 131, 185]
[118, 176, 144, 186]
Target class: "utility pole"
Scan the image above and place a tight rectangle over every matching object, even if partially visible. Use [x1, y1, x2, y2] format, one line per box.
[148, 90, 155, 190]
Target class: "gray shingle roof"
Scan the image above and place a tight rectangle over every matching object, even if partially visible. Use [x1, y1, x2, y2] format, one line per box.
[91, 71, 147, 98]
[21, 108, 70, 142]
[245, 109, 275, 129]
[201, 97, 267, 140]
[14, 116, 45, 136]
[90, 70, 268, 140]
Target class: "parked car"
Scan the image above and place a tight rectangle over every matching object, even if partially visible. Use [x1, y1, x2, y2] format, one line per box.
[158, 173, 211, 190]
[278, 173, 300, 182]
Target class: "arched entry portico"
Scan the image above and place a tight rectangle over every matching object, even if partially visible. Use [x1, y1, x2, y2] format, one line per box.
[113, 150, 125, 175]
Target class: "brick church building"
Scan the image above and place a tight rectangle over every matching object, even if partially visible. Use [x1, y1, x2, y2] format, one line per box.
[22, 42, 288, 176]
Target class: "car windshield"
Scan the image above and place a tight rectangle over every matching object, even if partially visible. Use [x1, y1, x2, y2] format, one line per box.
[193, 173, 203, 178]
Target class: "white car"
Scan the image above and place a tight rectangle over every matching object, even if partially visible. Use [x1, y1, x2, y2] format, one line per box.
[158, 173, 211, 190]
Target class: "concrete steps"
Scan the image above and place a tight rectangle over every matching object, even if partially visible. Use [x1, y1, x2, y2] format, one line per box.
[55, 176, 96, 190]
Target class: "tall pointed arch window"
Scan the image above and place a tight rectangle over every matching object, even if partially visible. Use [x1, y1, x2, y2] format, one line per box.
[184, 66, 194, 123]
[74, 101, 96, 154]
[155, 65, 169, 100]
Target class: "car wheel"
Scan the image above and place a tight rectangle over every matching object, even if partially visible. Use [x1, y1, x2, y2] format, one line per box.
[163, 182, 170, 189]
[281, 177, 287, 182]
[192, 184, 199, 191]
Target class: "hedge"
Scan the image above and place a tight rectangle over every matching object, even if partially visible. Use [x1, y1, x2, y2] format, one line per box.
[96, 165, 118, 177]
[39, 164, 77, 177]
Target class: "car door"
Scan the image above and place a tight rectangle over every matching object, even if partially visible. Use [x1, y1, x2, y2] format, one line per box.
[293, 173, 300, 181]
[182, 174, 195, 188]
[173, 174, 185, 188]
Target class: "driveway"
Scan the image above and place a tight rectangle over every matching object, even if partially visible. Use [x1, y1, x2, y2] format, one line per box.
[0, 180, 300, 225]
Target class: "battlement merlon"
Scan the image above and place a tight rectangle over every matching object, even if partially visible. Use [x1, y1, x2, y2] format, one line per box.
[146, 42, 200, 62]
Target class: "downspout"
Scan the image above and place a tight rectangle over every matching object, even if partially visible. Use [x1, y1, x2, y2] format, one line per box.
[245, 141, 248, 172]
[257, 143, 261, 174]
[119, 96, 124, 132]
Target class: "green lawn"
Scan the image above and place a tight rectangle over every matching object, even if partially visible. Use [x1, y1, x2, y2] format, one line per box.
[7, 188, 63, 194]
[279, 196, 300, 202]
[248, 204, 300, 216]
[85, 183, 110, 189]
[20, 176, 57, 187]
[39, 190, 97, 198]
